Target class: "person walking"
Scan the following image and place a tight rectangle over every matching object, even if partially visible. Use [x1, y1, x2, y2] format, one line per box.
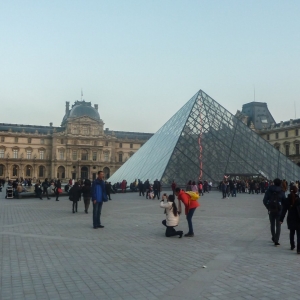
[91, 171, 108, 229]
[35, 180, 43, 200]
[153, 179, 160, 200]
[280, 186, 300, 253]
[69, 182, 81, 213]
[175, 187, 200, 237]
[105, 181, 112, 200]
[54, 180, 61, 201]
[263, 178, 286, 246]
[160, 194, 183, 238]
[82, 179, 91, 213]
[42, 178, 50, 199]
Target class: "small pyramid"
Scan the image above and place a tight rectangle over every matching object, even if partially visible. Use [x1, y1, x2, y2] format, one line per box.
[109, 90, 300, 185]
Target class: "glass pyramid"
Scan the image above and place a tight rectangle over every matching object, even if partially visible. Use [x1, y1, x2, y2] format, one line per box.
[109, 90, 300, 185]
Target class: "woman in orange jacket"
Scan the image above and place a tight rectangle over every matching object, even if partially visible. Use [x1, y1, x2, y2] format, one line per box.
[175, 187, 200, 237]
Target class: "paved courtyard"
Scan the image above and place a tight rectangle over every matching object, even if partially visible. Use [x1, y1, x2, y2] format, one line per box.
[0, 189, 299, 300]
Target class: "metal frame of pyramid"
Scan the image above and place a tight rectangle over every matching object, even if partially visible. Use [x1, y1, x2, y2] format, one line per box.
[109, 90, 300, 185]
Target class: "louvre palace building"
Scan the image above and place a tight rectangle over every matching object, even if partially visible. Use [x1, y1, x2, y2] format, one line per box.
[0, 100, 152, 182]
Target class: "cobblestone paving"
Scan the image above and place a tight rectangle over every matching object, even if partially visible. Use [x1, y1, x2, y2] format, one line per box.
[0, 190, 299, 300]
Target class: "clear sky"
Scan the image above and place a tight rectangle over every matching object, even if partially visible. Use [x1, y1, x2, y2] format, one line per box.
[1, 0, 299, 133]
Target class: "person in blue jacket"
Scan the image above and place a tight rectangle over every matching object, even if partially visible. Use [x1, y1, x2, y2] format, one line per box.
[91, 171, 108, 229]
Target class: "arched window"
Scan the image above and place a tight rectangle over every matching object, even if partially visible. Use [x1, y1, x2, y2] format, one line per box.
[57, 166, 65, 179]
[0, 164, 4, 176]
[25, 165, 32, 177]
[12, 165, 18, 177]
[39, 166, 45, 178]
[103, 167, 110, 179]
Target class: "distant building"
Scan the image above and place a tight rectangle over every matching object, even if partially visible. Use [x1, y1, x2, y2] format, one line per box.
[0, 100, 153, 181]
[236, 102, 300, 167]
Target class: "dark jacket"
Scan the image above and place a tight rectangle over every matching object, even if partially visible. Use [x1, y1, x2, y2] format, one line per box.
[81, 185, 91, 198]
[280, 194, 300, 231]
[263, 185, 286, 216]
[91, 179, 107, 203]
[69, 185, 81, 202]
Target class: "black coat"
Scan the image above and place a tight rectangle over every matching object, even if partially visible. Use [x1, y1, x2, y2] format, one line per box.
[81, 185, 91, 198]
[280, 194, 300, 231]
[69, 186, 81, 202]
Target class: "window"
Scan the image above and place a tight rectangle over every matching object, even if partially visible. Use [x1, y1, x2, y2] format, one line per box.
[92, 152, 97, 161]
[275, 145, 280, 151]
[28, 138, 32, 143]
[285, 145, 289, 156]
[81, 151, 88, 161]
[267, 134, 270, 141]
[130, 143, 133, 148]
[39, 151, 44, 159]
[119, 143, 122, 148]
[105, 141, 108, 146]
[285, 131, 288, 138]
[104, 152, 109, 162]
[0, 149, 4, 158]
[296, 144, 300, 156]
[13, 149, 18, 158]
[118, 153, 123, 162]
[72, 151, 77, 160]
[40, 139, 44, 144]
[83, 127, 88, 135]
[39, 166, 44, 177]
[59, 150, 64, 160]
[15, 137, 18, 143]
[275, 133, 279, 139]
[296, 129, 299, 136]
[94, 141, 97, 146]
[61, 139, 64, 144]
[1, 136, 4, 142]
[0, 165, 3, 176]
[26, 150, 31, 159]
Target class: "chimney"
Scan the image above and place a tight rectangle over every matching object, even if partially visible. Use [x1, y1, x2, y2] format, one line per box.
[94, 104, 98, 111]
[66, 101, 70, 113]
[290, 119, 293, 125]
[50, 122, 53, 127]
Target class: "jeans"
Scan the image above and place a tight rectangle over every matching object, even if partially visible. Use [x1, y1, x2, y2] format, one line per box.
[186, 208, 196, 234]
[269, 213, 281, 243]
[290, 229, 300, 250]
[93, 202, 103, 228]
[231, 189, 237, 197]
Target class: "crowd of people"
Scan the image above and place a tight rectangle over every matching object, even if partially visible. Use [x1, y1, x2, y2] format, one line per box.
[3, 174, 300, 249]
[218, 179, 296, 199]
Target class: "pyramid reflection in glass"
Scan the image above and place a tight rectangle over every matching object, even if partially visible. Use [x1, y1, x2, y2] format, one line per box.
[109, 90, 300, 185]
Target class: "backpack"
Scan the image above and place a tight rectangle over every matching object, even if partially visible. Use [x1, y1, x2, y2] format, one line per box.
[268, 191, 282, 213]
[185, 191, 199, 201]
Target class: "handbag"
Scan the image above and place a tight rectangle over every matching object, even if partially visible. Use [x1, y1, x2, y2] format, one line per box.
[57, 188, 63, 194]
[69, 195, 73, 201]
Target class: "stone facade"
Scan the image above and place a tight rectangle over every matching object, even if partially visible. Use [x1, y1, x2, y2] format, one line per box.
[236, 102, 300, 166]
[0, 100, 153, 181]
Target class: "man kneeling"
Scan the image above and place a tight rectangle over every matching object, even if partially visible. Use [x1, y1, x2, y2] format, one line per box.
[160, 194, 183, 238]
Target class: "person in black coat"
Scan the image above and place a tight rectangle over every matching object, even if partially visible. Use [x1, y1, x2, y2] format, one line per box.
[263, 178, 286, 246]
[81, 179, 91, 213]
[55, 180, 61, 201]
[69, 182, 81, 213]
[280, 185, 300, 253]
